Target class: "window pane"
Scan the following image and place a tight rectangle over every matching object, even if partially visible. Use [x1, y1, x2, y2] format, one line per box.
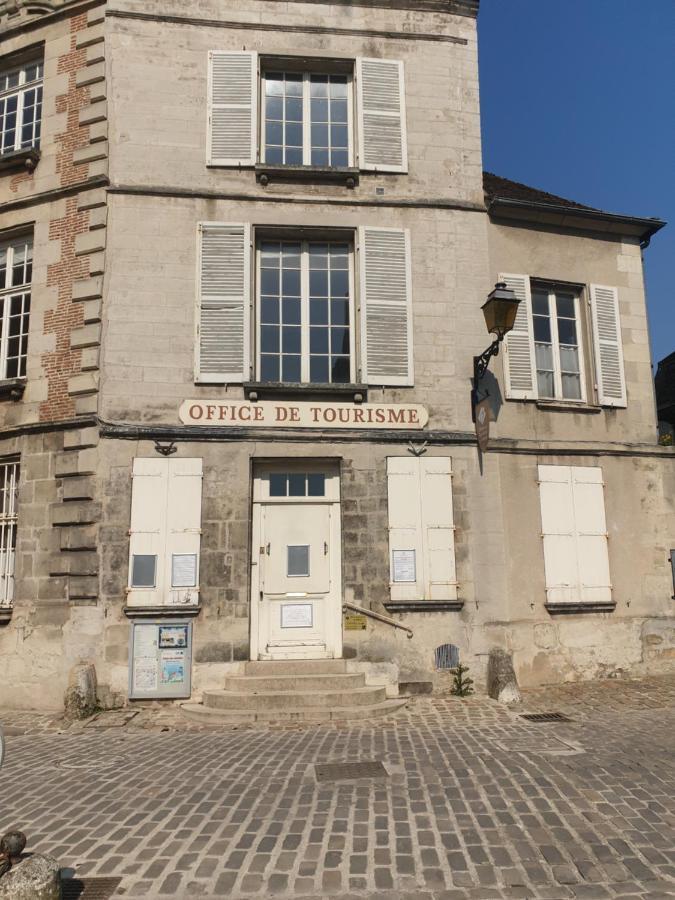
[266, 145, 283, 164]
[132, 555, 157, 588]
[310, 270, 328, 297]
[282, 268, 301, 297]
[307, 474, 326, 496]
[266, 75, 284, 96]
[331, 357, 350, 383]
[266, 121, 283, 146]
[285, 122, 303, 148]
[285, 147, 303, 165]
[260, 268, 280, 295]
[310, 299, 329, 325]
[330, 270, 349, 298]
[331, 124, 348, 148]
[287, 545, 310, 576]
[535, 342, 553, 370]
[282, 297, 301, 325]
[330, 299, 349, 325]
[331, 99, 348, 123]
[285, 75, 303, 96]
[532, 290, 549, 316]
[288, 474, 306, 496]
[311, 149, 329, 166]
[310, 327, 329, 354]
[310, 356, 330, 382]
[311, 124, 328, 147]
[261, 325, 279, 353]
[282, 327, 301, 354]
[265, 96, 283, 119]
[285, 97, 303, 121]
[282, 355, 301, 382]
[533, 315, 551, 342]
[557, 318, 578, 346]
[559, 345, 580, 374]
[269, 474, 287, 496]
[331, 327, 349, 354]
[556, 294, 576, 318]
[311, 98, 328, 122]
[562, 374, 582, 400]
[261, 297, 280, 324]
[331, 149, 349, 167]
[330, 76, 348, 99]
[261, 355, 279, 382]
[537, 370, 554, 398]
[310, 76, 328, 98]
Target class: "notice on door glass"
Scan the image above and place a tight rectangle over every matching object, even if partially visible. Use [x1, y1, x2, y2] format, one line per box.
[281, 603, 313, 629]
[392, 550, 416, 583]
[172, 553, 197, 588]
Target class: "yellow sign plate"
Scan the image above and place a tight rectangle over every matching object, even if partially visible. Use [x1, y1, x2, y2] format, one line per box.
[344, 614, 368, 631]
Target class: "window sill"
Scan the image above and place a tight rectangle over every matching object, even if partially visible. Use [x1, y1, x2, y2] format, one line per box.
[0, 379, 26, 401]
[244, 382, 367, 402]
[536, 400, 602, 414]
[0, 148, 40, 174]
[123, 604, 202, 618]
[255, 164, 359, 188]
[545, 601, 616, 615]
[384, 600, 465, 613]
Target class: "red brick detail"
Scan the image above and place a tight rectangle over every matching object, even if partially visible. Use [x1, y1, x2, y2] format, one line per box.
[55, 12, 92, 187]
[39, 12, 102, 423]
[40, 197, 88, 422]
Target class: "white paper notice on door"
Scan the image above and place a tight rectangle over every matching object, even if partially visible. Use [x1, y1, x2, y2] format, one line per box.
[172, 553, 198, 588]
[133, 657, 158, 692]
[392, 550, 416, 583]
[281, 603, 313, 629]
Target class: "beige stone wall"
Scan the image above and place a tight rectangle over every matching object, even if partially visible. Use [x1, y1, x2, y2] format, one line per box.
[487, 220, 659, 445]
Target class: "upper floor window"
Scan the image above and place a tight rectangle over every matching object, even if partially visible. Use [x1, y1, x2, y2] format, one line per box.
[196, 223, 413, 389]
[207, 52, 407, 174]
[262, 71, 351, 168]
[0, 235, 32, 379]
[532, 284, 584, 402]
[0, 59, 43, 156]
[500, 274, 626, 409]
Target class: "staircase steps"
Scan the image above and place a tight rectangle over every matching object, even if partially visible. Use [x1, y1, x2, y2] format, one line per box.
[181, 659, 407, 725]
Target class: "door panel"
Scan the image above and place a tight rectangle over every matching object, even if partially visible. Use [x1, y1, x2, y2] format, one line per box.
[262, 505, 330, 596]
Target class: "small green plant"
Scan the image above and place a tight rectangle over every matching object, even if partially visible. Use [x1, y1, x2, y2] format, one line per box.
[450, 663, 474, 697]
[658, 433, 673, 447]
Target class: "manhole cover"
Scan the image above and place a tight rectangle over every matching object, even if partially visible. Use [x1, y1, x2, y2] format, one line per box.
[520, 712, 573, 722]
[86, 711, 138, 728]
[315, 761, 388, 782]
[62, 876, 122, 900]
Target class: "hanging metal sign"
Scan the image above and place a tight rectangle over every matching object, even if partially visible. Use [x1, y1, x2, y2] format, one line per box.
[475, 398, 491, 452]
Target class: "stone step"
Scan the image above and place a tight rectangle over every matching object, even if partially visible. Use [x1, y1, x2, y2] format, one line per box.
[202, 685, 386, 711]
[181, 698, 408, 726]
[222, 673, 365, 693]
[244, 659, 348, 676]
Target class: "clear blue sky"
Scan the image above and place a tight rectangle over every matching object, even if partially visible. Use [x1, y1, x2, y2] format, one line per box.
[478, 0, 674, 367]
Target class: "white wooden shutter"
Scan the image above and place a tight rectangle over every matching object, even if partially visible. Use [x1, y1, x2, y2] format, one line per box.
[197, 222, 251, 383]
[128, 458, 170, 607]
[207, 51, 258, 166]
[359, 227, 413, 386]
[165, 458, 203, 607]
[590, 284, 627, 407]
[500, 273, 537, 400]
[128, 458, 203, 608]
[387, 457, 456, 602]
[420, 457, 457, 601]
[356, 58, 408, 173]
[538, 465, 611, 605]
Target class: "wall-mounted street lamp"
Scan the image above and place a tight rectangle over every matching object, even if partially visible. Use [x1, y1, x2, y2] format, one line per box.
[473, 282, 520, 401]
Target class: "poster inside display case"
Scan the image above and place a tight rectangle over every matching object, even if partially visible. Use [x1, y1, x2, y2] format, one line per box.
[129, 620, 192, 699]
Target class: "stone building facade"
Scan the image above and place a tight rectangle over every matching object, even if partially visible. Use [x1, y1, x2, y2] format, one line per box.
[0, 0, 672, 711]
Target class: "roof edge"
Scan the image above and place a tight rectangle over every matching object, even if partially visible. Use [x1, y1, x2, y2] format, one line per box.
[487, 196, 666, 247]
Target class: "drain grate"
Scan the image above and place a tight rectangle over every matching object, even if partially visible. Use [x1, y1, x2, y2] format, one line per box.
[61, 877, 122, 900]
[315, 761, 388, 782]
[520, 712, 573, 722]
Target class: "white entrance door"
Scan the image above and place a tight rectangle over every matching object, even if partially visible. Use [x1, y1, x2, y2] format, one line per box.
[251, 464, 342, 660]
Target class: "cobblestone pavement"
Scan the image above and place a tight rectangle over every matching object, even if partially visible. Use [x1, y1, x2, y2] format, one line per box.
[1, 675, 674, 900]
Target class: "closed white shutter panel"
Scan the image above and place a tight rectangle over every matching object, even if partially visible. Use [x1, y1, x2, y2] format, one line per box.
[128, 458, 170, 607]
[420, 457, 457, 601]
[571, 467, 612, 604]
[356, 58, 408, 173]
[197, 223, 251, 383]
[387, 457, 423, 602]
[590, 284, 627, 407]
[359, 227, 413, 386]
[500, 273, 537, 400]
[208, 51, 258, 166]
[387, 457, 456, 602]
[538, 465, 611, 605]
[128, 458, 203, 607]
[165, 458, 203, 607]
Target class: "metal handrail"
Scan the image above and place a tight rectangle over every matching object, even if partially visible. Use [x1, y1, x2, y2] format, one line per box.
[343, 601, 413, 638]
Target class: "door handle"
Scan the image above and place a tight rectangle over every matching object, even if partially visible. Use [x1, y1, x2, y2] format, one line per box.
[324, 542, 328, 556]
[266, 543, 271, 556]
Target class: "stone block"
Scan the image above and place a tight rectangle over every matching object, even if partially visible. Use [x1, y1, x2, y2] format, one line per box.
[73, 142, 108, 166]
[70, 324, 101, 350]
[80, 347, 101, 372]
[76, 22, 104, 48]
[75, 393, 99, 416]
[63, 427, 99, 451]
[75, 230, 106, 257]
[64, 661, 98, 719]
[79, 100, 107, 126]
[51, 501, 101, 527]
[75, 61, 105, 88]
[88, 206, 108, 230]
[63, 476, 96, 501]
[82, 299, 102, 324]
[77, 190, 107, 213]
[0, 853, 61, 900]
[60, 525, 98, 552]
[68, 575, 99, 600]
[72, 276, 103, 302]
[68, 373, 99, 397]
[86, 43, 105, 67]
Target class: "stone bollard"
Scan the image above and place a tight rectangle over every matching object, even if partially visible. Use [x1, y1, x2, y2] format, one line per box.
[487, 647, 521, 704]
[64, 661, 98, 719]
[0, 854, 61, 900]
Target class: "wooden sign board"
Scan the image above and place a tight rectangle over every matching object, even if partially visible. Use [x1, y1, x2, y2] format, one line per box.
[180, 400, 428, 430]
[475, 398, 491, 452]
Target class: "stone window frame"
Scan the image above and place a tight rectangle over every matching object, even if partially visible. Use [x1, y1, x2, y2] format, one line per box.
[0, 54, 43, 157]
[0, 457, 19, 612]
[530, 279, 588, 404]
[0, 231, 32, 383]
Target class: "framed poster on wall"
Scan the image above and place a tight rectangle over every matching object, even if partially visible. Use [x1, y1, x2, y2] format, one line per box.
[129, 619, 192, 700]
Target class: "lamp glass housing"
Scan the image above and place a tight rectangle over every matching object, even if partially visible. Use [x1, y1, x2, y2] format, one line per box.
[481, 283, 520, 339]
